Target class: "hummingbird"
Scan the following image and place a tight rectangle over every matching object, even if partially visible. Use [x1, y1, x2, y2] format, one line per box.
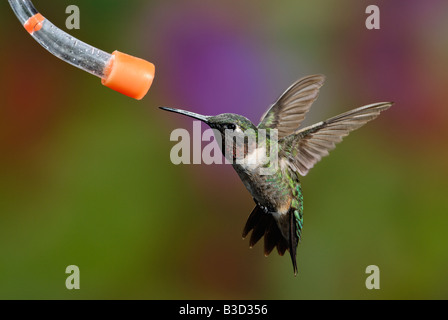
[160, 75, 392, 275]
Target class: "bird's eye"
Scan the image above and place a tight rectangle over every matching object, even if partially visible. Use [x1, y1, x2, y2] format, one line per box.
[226, 124, 236, 130]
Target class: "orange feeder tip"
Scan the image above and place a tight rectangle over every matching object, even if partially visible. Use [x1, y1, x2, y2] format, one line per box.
[24, 13, 45, 34]
[102, 51, 155, 100]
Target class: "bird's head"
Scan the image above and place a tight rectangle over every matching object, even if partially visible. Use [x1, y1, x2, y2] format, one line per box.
[160, 107, 254, 130]
[160, 107, 258, 160]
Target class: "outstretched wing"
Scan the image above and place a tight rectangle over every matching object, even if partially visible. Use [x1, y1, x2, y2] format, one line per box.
[258, 75, 325, 139]
[280, 102, 393, 176]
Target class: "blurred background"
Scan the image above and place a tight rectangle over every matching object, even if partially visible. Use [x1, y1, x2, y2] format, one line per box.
[0, 0, 447, 299]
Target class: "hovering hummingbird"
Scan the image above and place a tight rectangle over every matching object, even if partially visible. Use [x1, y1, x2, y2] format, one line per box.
[160, 75, 392, 275]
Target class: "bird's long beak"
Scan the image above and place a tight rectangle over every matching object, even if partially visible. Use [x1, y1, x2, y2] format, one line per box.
[159, 107, 210, 123]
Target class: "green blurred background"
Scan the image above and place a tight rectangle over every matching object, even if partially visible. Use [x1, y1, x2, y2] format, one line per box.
[0, 0, 447, 299]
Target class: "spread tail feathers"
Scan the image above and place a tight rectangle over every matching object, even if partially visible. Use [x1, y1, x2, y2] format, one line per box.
[242, 205, 299, 275]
